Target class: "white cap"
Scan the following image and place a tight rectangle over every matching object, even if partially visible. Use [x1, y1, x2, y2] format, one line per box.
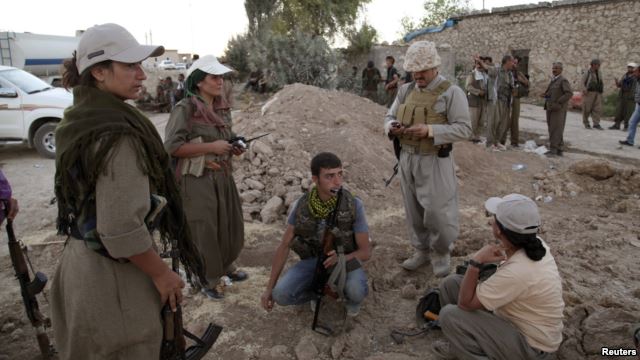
[485, 194, 540, 234]
[403, 41, 441, 72]
[76, 23, 164, 74]
[627, 62, 639, 68]
[186, 55, 233, 78]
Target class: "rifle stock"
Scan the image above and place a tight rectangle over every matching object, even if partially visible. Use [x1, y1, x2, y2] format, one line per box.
[160, 239, 222, 360]
[5, 208, 54, 359]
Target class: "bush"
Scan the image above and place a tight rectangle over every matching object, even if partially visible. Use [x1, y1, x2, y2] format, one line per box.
[238, 31, 338, 90]
[344, 23, 378, 56]
[225, 34, 252, 77]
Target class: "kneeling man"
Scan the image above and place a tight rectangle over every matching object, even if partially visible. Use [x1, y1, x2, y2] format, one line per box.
[261, 152, 371, 317]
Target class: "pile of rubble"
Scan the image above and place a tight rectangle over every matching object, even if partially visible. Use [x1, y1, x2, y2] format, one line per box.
[230, 83, 393, 223]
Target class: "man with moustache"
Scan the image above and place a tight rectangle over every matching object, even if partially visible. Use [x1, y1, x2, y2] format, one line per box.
[543, 62, 573, 156]
[384, 41, 471, 277]
[610, 63, 638, 130]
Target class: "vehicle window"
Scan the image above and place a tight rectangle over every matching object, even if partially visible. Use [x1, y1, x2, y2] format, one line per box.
[0, 69, 52, 94]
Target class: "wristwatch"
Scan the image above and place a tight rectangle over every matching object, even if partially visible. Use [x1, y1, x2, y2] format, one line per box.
[468, 259, 483, 269]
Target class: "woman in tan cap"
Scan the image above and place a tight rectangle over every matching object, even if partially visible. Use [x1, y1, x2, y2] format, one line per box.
[165, 55, 247, 300]
[51, 23, 205, 359]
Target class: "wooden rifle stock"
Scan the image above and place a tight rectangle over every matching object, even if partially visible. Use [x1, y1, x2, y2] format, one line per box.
[5, 200, 54, 359]
[160, 239, 222, 360]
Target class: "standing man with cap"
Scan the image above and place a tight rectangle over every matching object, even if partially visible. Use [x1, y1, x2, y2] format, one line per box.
[582, 59, 605, 129]
[384, 41, 471, 277]
[543, 62, 573, 157]
[165, 55, 248, 300]
[432, 194, 564, 359]
[51, 23, 206, 359]
[610, 62, 638, 130]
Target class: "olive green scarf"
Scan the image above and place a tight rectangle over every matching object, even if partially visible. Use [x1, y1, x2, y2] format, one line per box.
[54, 85, 206, 285]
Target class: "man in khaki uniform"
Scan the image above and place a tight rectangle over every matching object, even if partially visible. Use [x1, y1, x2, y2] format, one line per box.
[466, 58, 489, 143]
[610, 62, 638, 130]
[475, 55, 515, 151]
[582, 59, 604, 130]
[384, 41, 471, 277]
[543, 62, 573, 156]
[506, 56, 529, 147]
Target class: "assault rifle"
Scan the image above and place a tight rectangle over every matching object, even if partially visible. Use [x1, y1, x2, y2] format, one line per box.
[160, 238, 223, 360]
[310, 187, 344, 336]
[228, 133, 270, 150]
[4, 200, 54, 359]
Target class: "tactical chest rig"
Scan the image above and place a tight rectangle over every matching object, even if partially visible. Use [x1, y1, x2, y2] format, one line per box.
[397, 81, 451, 155]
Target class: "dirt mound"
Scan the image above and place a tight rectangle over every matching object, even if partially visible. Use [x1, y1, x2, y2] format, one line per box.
[230, 83, 393, 223]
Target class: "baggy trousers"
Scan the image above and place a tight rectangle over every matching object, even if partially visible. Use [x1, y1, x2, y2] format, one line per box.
[504, 97, 521, 145]
[487, 101, 510, 146]
[399, 150, 458, 255]
[546, 108, 567, 154]
[437, 275, 553, 360]
[469, 102, 487, 141]
[582, 91, 602, 126]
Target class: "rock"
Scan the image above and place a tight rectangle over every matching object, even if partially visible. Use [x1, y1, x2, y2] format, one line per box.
[1, 322, 15, 333]
[294, 336, 318, 360]
[261, 196, 284, 224]
[268, 167, 280, 176]
[331, 338, 345, 359]
[400, 284, 418, 300]
[582, 308, 639, 355]
[301, 178, 311, 190]
[293, 170, 304, 179]
[10, 328, 24, 342]
[273, 183, 288, 197]
[533, 173, 546, 180]
[285, 191, 303, 207]
[240, 190, 263, 203]
[252, 140, 273, 157]
[251, 156, 262, 166]
[334, 114, 348, 125]
[260, 345, 289, 360]
[245, 178, 265, 190]
[570, 159, 616, 180]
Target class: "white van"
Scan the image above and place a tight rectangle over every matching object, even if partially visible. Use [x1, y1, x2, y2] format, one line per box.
[0, 65, 72, 158]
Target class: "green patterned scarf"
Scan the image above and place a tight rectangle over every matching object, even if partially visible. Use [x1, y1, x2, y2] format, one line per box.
[55, 85, 206, 286]
[308, 186, 337, 219]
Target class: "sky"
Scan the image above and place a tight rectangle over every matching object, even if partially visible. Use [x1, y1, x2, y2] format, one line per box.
[4, 0, 533, 57]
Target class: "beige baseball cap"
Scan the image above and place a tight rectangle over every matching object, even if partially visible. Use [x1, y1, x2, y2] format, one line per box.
[76, 23, 164, 74]
[485, 194, 540, 234]
[627, 62, 639, 68]
[403, 41, 441, 72]
[186, 55, 233, 78]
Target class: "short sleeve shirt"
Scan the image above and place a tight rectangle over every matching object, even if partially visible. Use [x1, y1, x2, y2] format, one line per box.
[476, 239, 564, 352]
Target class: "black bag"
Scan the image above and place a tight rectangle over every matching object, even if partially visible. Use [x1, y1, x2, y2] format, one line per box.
[415, 288, 441, 330]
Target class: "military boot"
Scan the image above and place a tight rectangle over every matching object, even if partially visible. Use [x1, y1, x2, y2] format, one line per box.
[431, 252, 451, 278]
[401, 250, 430, 271]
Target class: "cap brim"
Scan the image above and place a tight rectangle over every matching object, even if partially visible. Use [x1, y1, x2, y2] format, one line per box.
[484, 197, 503, 214]
[111, 45, 165, 64]
[199, 63, 233, 76]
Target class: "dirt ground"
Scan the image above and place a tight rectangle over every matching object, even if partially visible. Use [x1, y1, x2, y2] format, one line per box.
[0, 84, 639, 360]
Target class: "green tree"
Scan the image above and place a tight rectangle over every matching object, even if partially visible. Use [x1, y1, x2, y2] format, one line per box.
[244, 0, 372, 37]
[400, 0, 469, 35]
[344, 23, 378, 56]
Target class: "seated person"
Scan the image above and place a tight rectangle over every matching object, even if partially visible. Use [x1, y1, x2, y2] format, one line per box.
[261, 152, 371, 317]
[433, 194, 564, 359]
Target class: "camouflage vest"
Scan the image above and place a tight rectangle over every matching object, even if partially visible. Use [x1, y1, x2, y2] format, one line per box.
[290, 189, 357, 259]
[397, 81, 450, 154]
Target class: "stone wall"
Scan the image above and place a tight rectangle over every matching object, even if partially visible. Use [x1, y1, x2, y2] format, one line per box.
[413, 0, 639, 97]
[346, 44, 455, 82]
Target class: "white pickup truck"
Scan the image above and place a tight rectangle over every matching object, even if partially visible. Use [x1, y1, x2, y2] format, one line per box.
[0, 65, 72, 158]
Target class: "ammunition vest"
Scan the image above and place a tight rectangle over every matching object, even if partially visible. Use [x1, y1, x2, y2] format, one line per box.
[290, 190, 358, 259]
[467, 74, 486, 107]
[397, 81, 451, 155]
[496, 68, 514, 103]
[585, 70, 603, 93]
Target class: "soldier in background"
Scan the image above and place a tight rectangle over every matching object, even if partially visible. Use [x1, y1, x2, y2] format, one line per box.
[582, 59, 604, 130]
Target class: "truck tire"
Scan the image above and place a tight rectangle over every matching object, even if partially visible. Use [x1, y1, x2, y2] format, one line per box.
[33, 122, 57, 159]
